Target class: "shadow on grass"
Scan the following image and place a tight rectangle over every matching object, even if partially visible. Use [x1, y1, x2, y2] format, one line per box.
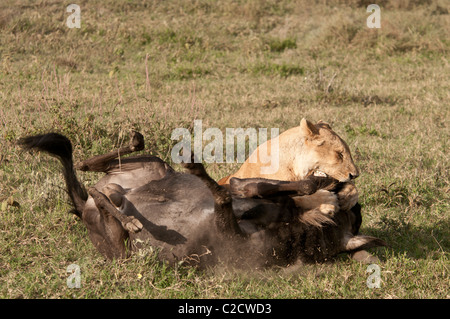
[361, 216, 449, 261]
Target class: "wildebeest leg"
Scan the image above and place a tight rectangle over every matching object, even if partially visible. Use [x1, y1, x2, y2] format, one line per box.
[102, 183, 127, 207]
[82, 201, 131, 260]
[88, 188, 143, 233]
[182, 161, 244, 237]
[230, 175, 340, 199]
[345, 203, 378, 263]
[75, 131, 145, 172]
[81, 188, 142, 260]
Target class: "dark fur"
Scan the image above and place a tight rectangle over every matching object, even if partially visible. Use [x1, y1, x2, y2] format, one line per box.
[19, 133, 386, 267]
[18, 134, 88, 216]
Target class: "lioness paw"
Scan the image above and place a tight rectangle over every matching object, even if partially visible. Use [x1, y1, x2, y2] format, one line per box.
[318, 203, 339, 215]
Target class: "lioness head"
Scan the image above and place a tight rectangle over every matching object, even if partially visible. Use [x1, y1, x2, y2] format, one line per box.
[218, 118, 359, 185]
[296, 118, 359, 183]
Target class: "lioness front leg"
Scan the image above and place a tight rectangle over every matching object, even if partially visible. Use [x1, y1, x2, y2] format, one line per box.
[293, 181, 359, 216]
[293, 190, 340, 215]
[336, 181, 359, 211]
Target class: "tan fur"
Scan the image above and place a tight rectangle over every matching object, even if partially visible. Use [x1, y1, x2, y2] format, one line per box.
[293, 190, 340, 214]
[219, 119, 360, 219]
[336, 181, 359, 211]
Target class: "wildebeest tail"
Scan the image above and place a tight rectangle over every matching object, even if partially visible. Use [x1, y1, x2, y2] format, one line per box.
[18, 133, 88, 217]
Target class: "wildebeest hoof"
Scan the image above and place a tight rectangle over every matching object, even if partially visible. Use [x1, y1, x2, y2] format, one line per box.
[130, 131, 145, 151]
[350, 250, 380, 264]
[123, 216, 143, 233]
[182, 162, 205, 176]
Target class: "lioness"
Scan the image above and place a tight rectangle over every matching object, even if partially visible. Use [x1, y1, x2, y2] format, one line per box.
[218, 118, 360, 215]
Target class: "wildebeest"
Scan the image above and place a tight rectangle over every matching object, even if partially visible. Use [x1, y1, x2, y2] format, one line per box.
[19, 131, 386, 268]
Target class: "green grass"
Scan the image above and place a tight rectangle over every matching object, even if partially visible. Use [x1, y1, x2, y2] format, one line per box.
[0, 0, 449, 299]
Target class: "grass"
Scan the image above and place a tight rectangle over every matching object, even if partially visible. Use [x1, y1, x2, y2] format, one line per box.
[0, 0, 449, 299]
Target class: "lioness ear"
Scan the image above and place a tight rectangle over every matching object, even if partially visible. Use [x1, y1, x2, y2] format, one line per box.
[300, 118, 319, 138]
[317, 120, 332, 130]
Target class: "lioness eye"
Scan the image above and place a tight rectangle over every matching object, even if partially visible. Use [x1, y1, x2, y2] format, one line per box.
[337, 152, 344, 159]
